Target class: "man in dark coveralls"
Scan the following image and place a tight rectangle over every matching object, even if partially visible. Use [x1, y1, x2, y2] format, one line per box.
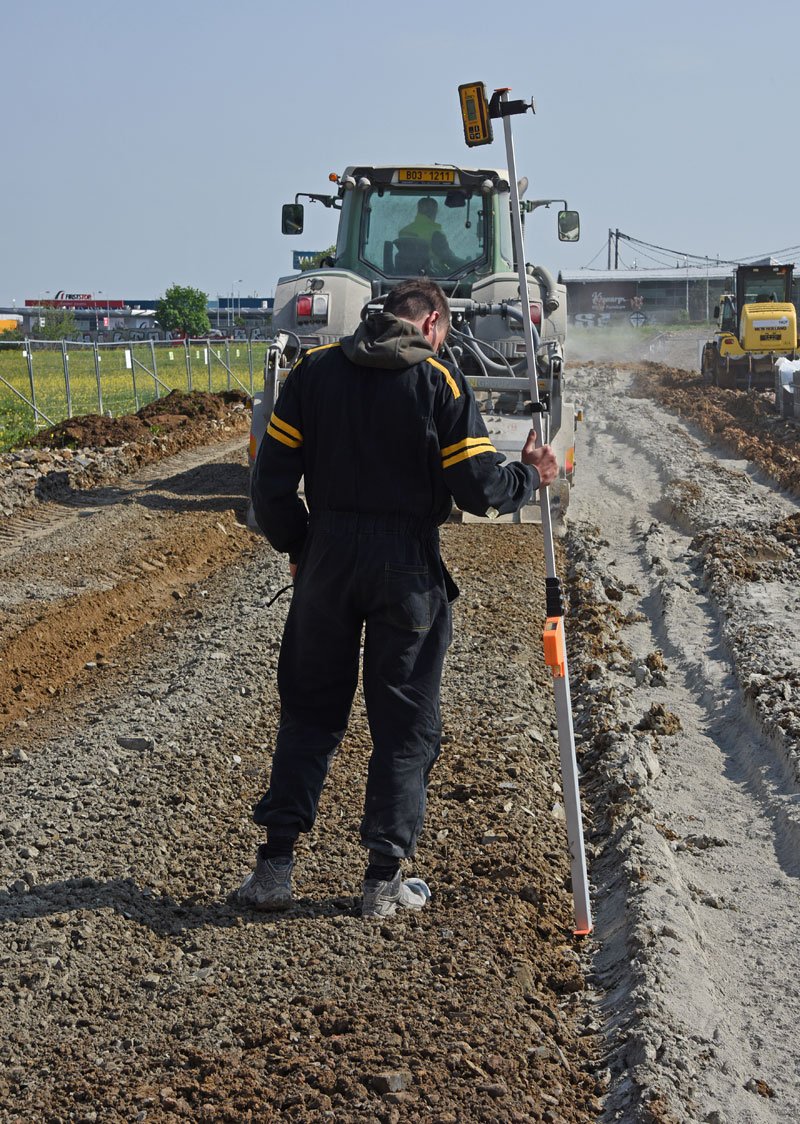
[240, 279, 557, 918]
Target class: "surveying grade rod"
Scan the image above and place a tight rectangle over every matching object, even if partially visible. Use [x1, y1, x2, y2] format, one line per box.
[492, 87, 592, 935]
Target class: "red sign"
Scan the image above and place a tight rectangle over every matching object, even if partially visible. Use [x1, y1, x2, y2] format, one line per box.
[24, 298, 126, 310]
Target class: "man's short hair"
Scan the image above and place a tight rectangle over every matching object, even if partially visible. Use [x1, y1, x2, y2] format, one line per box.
[384, 279, 451, 332]
[418, 197, 438, 218]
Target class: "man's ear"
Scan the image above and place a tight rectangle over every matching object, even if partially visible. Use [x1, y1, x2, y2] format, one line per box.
[421, 310, 439, 340]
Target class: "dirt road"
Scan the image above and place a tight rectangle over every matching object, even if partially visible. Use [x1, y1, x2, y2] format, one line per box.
[1, 353, 799, 1122]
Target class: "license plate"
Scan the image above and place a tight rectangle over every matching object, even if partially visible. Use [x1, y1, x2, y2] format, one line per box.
[398, 168, 456, 184]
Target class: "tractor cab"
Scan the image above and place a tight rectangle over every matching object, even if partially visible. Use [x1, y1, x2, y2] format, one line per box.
[287, 166, 518, 294]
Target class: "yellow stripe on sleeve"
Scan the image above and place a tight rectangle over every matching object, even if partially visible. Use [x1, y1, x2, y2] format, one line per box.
[269, 411, 302, 442]
[267, 410, 303, 449]
[267, 423, 302, 449]
[441, 436, 496, 469]
[426, 356, 461, 400]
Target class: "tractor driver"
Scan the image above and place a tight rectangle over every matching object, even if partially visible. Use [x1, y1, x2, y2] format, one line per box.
[397, 197, 463, 274]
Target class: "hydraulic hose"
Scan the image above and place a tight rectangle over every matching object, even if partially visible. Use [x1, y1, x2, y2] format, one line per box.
[527, 264, 560, 313]
[448, 309, 542, 378]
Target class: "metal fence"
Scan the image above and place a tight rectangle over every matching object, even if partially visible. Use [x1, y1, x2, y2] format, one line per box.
[0, 337, 264, 446]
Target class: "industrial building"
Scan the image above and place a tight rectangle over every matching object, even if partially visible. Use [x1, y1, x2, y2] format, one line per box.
[560, 264, 800, 328]
[1, 294, 274, 338]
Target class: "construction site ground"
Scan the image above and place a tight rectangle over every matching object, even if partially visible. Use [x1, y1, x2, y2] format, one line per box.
[1, 329, 799, 1122]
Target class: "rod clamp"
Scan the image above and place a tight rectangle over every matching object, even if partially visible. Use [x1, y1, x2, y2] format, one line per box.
[489, 90, 535, 118]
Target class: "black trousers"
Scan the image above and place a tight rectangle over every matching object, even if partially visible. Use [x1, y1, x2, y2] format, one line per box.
[253, 512, 453, 859]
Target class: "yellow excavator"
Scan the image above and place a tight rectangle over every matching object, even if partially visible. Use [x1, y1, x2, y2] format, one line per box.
[702, 263, 798, 388]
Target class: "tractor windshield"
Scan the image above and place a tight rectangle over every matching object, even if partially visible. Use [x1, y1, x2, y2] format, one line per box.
[361, 187, 488, 278]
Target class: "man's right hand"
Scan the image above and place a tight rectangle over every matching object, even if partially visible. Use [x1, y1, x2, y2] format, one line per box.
[520, 429, 558, 487]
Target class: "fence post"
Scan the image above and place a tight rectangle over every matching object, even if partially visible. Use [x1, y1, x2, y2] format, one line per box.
[149, 339, 159, 398]
[184, 339, 192, 392]
[248, 338, 254, 396]
[130, 347, 139, 411]
[93, 341, 104, 415]
[225, 340, 231, 390]
[62, 339, 72, 418]
[206, 342, 212, 391]
[25, 340, 43, 427]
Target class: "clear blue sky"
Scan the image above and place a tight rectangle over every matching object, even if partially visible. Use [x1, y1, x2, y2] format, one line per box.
[3, 0, 799, 306]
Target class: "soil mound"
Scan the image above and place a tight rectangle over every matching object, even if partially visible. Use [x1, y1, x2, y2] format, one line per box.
[29, 390, 249, 450]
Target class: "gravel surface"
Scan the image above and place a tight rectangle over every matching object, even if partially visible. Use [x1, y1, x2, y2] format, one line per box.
[0, 422, 600, 1121]
[2, 351, 799, 1123]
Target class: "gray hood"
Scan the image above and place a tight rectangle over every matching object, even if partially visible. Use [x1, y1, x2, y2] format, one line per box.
[340, 311, 435, 369]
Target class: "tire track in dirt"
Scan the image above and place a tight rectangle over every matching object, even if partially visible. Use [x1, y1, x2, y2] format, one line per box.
[0, 436, 257, 738]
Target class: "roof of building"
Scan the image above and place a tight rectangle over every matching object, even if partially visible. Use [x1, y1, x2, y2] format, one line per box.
[560, 267, 734, 284]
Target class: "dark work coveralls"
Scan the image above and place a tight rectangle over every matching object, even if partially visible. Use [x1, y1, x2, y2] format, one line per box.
[250, 311, 539, 859]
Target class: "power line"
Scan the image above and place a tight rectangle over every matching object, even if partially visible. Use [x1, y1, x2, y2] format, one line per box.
[614, 230, 800, 268]
[738, 243, 800, 264]
[617, 232, 736, 266]
[581, 239, 610, 269]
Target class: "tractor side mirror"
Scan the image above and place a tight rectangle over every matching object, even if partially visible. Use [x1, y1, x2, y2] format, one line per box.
[282, 203, 305, 235]
[713, 305, 720, 319]
[558, 209, 580, 242]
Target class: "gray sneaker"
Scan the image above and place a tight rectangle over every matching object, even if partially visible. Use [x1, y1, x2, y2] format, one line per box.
[237, 846, 293, 911]
[362, 870, 431, 918]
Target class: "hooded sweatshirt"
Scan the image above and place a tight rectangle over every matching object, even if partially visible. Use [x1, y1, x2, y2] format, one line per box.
[251, 312, 537, 559]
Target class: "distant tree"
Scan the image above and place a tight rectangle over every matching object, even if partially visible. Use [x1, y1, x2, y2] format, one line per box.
[299, 245, 336, 271]
[155, 284, 211, 337]
[31, 309, 80, 340]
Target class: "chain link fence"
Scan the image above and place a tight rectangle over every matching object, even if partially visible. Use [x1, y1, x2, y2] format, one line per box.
[0, 338, 263, 449]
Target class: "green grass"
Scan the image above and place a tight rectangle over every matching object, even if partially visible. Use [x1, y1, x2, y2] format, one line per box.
[0, 340, 261, 452]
